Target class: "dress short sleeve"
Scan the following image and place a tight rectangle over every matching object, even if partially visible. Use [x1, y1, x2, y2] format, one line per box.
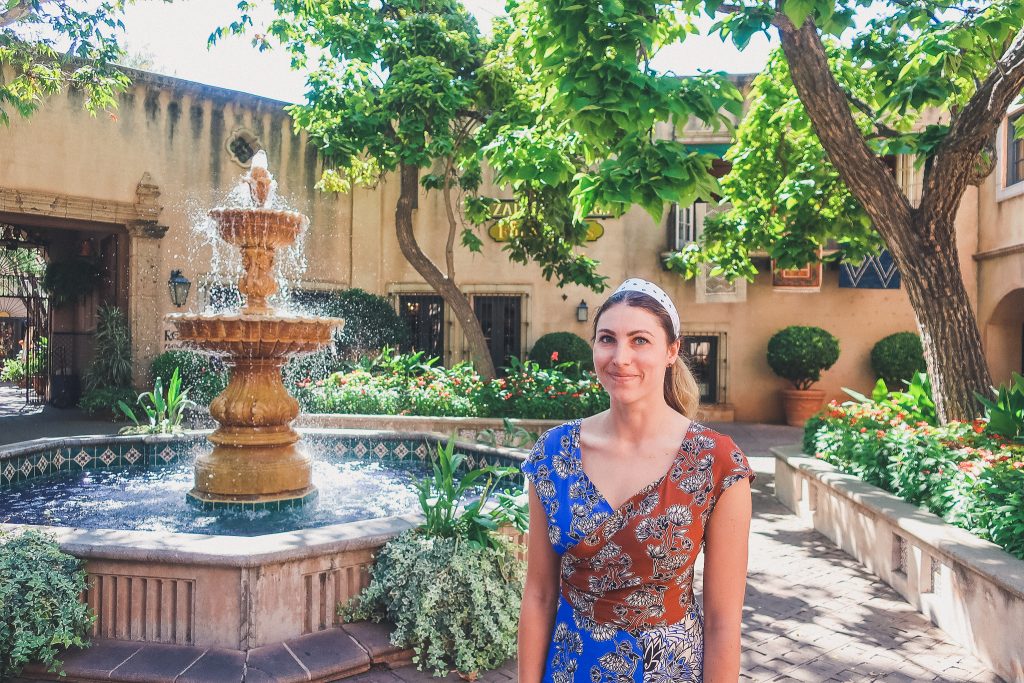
[710, 435, 755, 511]
[520, 425, 562, 523]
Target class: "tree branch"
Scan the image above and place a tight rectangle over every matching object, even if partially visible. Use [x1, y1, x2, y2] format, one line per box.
[773, 13, 913, 238]
[921, 27, 1024, 221]
[843, 90, 900, 138]
[0, 1, 51, 29]
[442, 155, 457, 281]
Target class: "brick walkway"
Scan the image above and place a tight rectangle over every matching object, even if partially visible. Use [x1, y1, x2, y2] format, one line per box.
[348, 424, 1000, 682]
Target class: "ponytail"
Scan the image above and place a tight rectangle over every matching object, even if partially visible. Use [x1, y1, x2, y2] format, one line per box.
[665, 352, 700, 418]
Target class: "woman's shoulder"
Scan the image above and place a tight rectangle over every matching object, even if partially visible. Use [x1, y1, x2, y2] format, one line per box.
[522, 419, 580, 473]
[690, 421, 739, 449]
[691, 422, 755, 489]
[535, 419, 581, 454]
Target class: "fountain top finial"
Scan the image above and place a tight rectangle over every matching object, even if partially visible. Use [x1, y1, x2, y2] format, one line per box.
[245, 150, 274, 207]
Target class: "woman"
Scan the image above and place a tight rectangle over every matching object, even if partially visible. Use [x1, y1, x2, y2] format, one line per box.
[519, 278, 754, 682]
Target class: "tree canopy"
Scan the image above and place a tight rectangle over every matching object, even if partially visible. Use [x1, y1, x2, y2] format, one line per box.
[521, 0, 1024, 421]
[0, 1, 145, 124]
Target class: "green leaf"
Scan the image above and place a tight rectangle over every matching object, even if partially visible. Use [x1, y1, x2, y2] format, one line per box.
[782, 0, 816, 27]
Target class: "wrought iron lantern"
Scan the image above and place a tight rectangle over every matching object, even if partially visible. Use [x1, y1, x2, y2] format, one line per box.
[168, 270, 191, 308]
[576, 299, 589, 322]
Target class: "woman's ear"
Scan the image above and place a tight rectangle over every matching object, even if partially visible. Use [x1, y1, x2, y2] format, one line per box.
[668, 336, 681, 365]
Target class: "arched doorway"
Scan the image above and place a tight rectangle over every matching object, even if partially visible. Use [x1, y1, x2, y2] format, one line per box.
[985, 287, 1024, 385]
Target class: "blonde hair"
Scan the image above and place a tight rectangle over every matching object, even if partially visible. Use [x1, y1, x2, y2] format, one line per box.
[593, 290, 701, 418]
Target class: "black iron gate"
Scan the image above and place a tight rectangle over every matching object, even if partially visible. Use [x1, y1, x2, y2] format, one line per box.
[399, 294, 445, 361]
[473, 294, 522, 374]
[0, 273, 51, 405]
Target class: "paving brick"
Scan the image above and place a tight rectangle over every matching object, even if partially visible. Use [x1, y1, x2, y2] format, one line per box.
[173, 648, 245, 683]
[286, 628, 371, 681]
[107, 643, 201, 682]
[245, 643, 309, 683]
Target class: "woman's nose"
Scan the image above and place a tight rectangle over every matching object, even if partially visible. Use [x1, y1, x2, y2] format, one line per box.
[611, 342, 632, 365]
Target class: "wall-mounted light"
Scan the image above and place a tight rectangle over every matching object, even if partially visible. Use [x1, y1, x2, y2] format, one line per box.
[168, 270, 191, 308]
[576, 299, 589, 322]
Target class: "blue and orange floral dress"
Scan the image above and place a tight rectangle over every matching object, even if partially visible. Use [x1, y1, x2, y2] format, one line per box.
[521, 418, 754, 683]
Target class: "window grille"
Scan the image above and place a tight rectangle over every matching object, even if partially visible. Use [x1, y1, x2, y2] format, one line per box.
[682, 331, 727, 405]
[1008, 111, 1024, 186]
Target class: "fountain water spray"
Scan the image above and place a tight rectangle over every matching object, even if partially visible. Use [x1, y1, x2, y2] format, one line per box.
[168, 154, 344, 509]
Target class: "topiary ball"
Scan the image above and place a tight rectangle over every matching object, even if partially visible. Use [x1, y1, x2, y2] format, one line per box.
[870, 332, 926, 389]
[766, 325, 840, 390]
[528, 332, 593, 370]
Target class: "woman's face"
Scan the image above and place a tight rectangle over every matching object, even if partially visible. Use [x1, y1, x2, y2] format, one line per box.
[593, 303, 679, 405]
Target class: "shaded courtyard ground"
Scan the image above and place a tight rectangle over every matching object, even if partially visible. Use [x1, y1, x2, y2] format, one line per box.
[348, 422, 1000, 683]
[0, 405, 1001, 681]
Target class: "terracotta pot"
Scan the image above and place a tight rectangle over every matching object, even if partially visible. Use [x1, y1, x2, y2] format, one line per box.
[781, 388, 826, 427]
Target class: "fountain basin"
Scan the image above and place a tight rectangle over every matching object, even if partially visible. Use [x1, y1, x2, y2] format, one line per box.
[0, 429, 527, 649]
[209, 207, 306, 248]
[168, 313, 343, 357]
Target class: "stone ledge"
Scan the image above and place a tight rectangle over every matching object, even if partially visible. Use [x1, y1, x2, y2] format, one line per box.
[773, 446, 1024, 683]
[15, 622, 410, 683]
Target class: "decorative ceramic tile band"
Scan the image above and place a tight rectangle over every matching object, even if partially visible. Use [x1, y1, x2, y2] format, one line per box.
[0, 432, 525, 491]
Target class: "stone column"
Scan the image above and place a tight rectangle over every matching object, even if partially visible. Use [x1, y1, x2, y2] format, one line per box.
[125, 174, 168, 388]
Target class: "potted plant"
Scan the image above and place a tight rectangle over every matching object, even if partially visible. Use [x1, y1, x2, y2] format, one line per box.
[42, 257, 104, 308]
[767, 325, 840, 426]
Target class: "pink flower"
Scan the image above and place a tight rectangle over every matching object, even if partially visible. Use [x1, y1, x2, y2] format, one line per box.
[550, 351, 559, 362]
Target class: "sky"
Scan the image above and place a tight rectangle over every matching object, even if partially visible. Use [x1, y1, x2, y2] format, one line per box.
[118, 0, 775, 103]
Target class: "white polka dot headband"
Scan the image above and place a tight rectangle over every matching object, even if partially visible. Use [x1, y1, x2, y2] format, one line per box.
[612, 278, 680, 337]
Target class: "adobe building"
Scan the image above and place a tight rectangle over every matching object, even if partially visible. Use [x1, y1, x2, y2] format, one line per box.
[0, 68, 1019, 423]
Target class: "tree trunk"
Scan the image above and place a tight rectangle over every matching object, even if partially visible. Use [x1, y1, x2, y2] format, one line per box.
[889, 216, 993, 422]
[394, 163, 497, 380]
[776, 16, 994, 422]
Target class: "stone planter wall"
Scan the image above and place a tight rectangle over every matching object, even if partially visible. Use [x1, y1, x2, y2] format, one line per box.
[295, 403, 736, 441]
[773, 445, 1024, 683]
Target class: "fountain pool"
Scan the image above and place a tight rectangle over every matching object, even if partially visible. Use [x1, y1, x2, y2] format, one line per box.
[0, 428, 526, 649]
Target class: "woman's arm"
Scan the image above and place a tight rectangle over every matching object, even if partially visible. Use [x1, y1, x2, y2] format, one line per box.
[702, 477, 753, 682]
[518, 486, 561, 683]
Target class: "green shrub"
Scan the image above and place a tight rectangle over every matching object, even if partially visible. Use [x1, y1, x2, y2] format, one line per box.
[0, 530, 94, 680]
[118, 368, 196, 435]
[0, 356, 26, 383]
[342, 533, 522, 678]
[293, 288, 409, 361]
[808, 399, 1024, 559]
[767, 325, 840, 390]
[843, 372, 937, 427]
[342, 440, 526, 677]
[976, 372, 1024, 443]
[82, 304, 132, 392]
[151, 350, 228, 407]
[79, 385, 137, 420]
[302, 352, 609, 420]
[283, 347, 346, 391]
[528, 332, 593, 371]
[871, 332, 926, 388]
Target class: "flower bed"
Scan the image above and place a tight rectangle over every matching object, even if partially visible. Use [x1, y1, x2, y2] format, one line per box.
[294, 357, 609, 421]
[804, 400, 1024, 560]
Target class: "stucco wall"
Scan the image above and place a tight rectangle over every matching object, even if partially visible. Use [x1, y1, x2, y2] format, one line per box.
[3, 70, 1012, 422]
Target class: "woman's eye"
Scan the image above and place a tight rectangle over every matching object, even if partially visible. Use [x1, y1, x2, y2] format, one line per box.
[598, 335, 614, 343]
[634, 337, 650, 345]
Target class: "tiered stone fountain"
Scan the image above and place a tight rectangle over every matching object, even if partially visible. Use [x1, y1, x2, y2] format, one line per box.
[169, 153, 343, 508]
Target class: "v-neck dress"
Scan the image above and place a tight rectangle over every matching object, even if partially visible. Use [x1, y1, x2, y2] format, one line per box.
[521, 419, 754, 683]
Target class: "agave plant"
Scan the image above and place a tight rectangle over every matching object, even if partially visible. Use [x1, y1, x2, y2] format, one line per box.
[976, 373, 1024, 443]
[118, 368, 195, 435]
[416, 438, 526, 550]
